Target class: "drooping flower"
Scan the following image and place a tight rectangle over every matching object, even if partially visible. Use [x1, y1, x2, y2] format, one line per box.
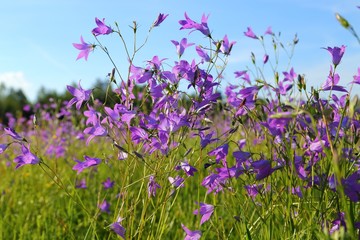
[98, 200, 110, 213]
[92, 18, 113, 36]
[181, 224, 202, 240]
[350, 67, 360, 85]
[13, 144, 40, 169]
[148, 175, 161, 198]
[75, 178, 87, 189]
[171, 38, 194, 57]
[153, 13, 169, 27]
[263, 54, 269, 64]
[0, 144, 9, 154]
[193, 202, 214, 225]
[244, 27, 257, 39]
[102, 177, 115, 189]
[176, 161, 198, 176]
[110, 217, 125, 239]
[220, 35, 236, 55]
[179, 12, 211, 37]
[323, 45, 346, 67]
[72, 155, 101, 174]
[168, 175, 185, 188]
[73, 36, 95, 61]
[195, 46, 210, 62]
[4, 127, 24, 141]
[67, 81, 92, 110]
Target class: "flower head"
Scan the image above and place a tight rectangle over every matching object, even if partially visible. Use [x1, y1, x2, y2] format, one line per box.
[4, 127, 24, 141]
[73, 36, 94, 61]
[72, 155, 101, 174]
[110, 217, 125, 239]
[181, 224, 202, 240]
[179, 12, 211, 37]
[171, 38, 194, 57]
[323, 45, 346, 67]
[153, 13, 169, 27]
[13, 144, 40, 169]
[220, 35, 236, 55]
[92, 18, 113, 36]
[102, 177, 115, 189]
[193, 202, 214, 225]
[67, 81, 92, 110]
[0, 144, 9, 154]
[244, 27, 257, 39]
[98, 200, 110, 213]
[148, 175, 161, 198]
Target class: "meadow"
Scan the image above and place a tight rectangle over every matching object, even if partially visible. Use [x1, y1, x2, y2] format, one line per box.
[1, 12, 360, 239]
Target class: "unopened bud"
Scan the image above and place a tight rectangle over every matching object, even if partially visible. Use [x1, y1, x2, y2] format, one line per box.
[335, 13, 350, 29]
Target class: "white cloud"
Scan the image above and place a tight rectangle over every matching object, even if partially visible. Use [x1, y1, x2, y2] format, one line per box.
[0, 71, 33, 98]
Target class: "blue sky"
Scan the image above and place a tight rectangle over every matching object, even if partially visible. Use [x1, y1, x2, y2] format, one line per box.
[0, 0, 359, 102]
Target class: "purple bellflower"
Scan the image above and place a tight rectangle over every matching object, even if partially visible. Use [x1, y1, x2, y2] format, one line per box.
[171, 38, 194, 57]
[98, 200, 110, 213]
[148, 175, 161, 198]
[102, 177, 115, 189]
[179, 12, 211, 37]
[176, 161, 198, 176]
[0, 144, 9, 154]
[153, 13, 169, 27]
[244, 27, 257, 39]
[92, 18, 113, 36]
[13, 144, 40, 169]
[323, 45, 346, 67]
[4, 127, 24, 141]
[73, 36, 95, 61]
[181, 224, 202, 240]
[193, 202, 214, 225]
[72, 155, 101, 174]
[350, 67, 360, 85]
[220, 35, 236, 55]
[110, 217, 125, 239]
[195, 46, 211, 62]
[67, 81, 92, 110]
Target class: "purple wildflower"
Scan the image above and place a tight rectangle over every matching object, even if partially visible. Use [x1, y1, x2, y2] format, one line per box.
[350, 67, 360, 85]
[176, 161, 198, 176]
[193, 202, 214, 225]
[323, 45, 346, 67]
[220, 35, 236, 55]
[148, 175, 161, 198]
[0, 144, 8, 154]
[168, 175, 185, 188]
[179, 12, 211, 37]
[67, 81, 92, 110]
[245, 184, 263, 199]
[264, 26, 273, 35]
[13, 144, 40, 169]
[4, 127, 24, 141]
[75, 178, 87, 189]
[208, 144, 229, 165]
[153, 13, 169, 27]
[110, 217, 125, 239]
[98, 200, 110, 213]
[92, 18, 113, 36]
[102, 177, 115, 189]
[171, 38, 194, 57]
[72, 155, 101, 174]
[244, 27, 257, 39]
[195, 46, 210, 62]
[73, 36, 94, 61]
[83, 118, 108, 145]
[181, 224, 202, 240]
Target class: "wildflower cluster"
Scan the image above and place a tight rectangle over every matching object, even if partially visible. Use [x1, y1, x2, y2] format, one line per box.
[1, 11, 360, 239]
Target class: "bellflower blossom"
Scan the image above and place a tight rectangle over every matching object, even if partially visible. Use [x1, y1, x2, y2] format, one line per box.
[244, 27, 257, 39]
[181, 224, 202, 240]
[193, 202, 214, 225]
[72, 155, 101, 174]
[73, 36, 95, 61]
[92, 18, 113, 36]
[179, 12, 211, 37]
[110, 217, 125, 239]
[323, 45, 346, 67]
[152, 13, 169, 27]
[13, 144, 40, 169]
[171, 38, 194, 57]
[148, 175, 161, 198]
[67, 81, 92, 110]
